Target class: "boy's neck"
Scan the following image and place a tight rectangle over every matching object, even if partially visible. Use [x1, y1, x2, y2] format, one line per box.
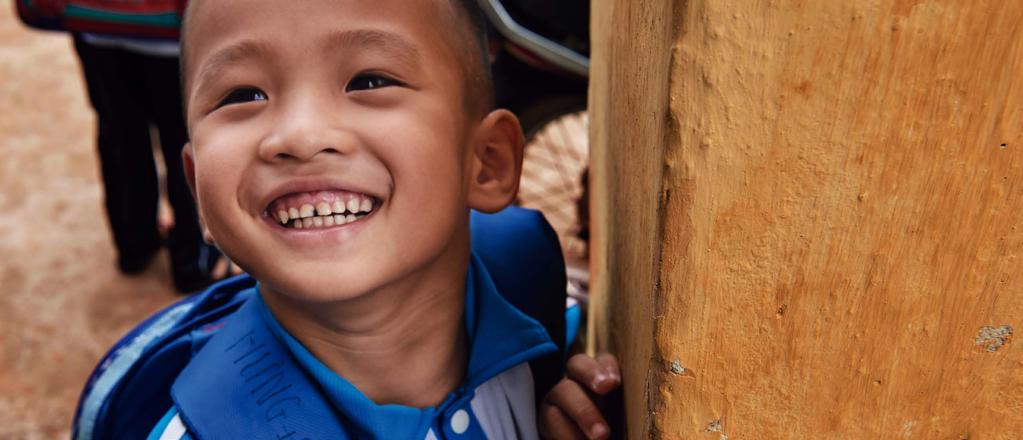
[261, 254, 470, 408]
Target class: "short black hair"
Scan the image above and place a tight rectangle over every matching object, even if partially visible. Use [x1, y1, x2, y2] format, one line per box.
[449, 0, 495, 115]
[180, 0, 494, 117]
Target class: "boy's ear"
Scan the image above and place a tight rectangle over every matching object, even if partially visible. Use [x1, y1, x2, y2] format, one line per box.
[182, 144, 215, 244]
[467, 109, 524, 213]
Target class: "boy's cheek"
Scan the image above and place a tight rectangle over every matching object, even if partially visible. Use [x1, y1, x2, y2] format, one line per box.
[191, 169, 245, 246]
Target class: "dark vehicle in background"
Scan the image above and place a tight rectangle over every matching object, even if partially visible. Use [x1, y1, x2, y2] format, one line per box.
[482, 0, 592, 345]
[484, 0, 590, 135]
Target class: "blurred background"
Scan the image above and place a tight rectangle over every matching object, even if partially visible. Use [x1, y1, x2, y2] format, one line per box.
[0, 5, 182, 438]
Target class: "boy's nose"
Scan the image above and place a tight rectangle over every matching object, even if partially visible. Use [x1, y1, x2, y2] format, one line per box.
[258, 97, 356, 162]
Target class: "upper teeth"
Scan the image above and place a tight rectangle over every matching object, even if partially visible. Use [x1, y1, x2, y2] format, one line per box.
[316, 202, 332, 216]
[274, 195, 375, 229]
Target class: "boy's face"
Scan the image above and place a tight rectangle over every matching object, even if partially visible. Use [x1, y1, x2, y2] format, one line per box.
[183, 0, 487, 302]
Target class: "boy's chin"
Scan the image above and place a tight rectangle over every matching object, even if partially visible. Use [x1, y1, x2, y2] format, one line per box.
[261, 274, 378, 305]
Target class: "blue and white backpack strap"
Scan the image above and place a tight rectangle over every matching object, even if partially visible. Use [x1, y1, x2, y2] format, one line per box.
[72, 275, 257, 440]
[147, 408, 192, 440]
[73, 300, 198, 440]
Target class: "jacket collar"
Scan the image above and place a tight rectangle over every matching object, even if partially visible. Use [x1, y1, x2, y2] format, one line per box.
[172, 253, 556, 439]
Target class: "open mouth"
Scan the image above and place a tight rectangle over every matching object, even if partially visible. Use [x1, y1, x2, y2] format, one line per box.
[266, 190, 379, 230]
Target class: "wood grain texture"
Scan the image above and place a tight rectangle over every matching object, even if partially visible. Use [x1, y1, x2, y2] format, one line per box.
[587, 0, 676, 437]
[589, 0, 1023, 438]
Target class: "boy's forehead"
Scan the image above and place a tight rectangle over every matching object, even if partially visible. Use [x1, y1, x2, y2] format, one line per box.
[184, 0, 459, 77]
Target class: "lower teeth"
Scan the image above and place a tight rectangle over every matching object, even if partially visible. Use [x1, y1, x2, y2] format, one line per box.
[291, 213, 366, 229]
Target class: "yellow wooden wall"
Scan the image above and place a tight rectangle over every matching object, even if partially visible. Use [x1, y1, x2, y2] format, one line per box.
[588, 1, 1023, 438]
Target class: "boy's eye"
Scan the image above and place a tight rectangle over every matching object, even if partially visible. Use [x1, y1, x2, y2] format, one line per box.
[216, 88, 267, 108]
[347, 74, 400, 92]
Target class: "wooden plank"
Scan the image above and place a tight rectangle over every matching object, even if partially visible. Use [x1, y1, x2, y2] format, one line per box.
[587, 0, 676, 437]
[588, 0, 1023, 437]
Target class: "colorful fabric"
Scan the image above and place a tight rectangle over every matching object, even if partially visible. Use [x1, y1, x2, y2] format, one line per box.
[16, 0, 187, 39]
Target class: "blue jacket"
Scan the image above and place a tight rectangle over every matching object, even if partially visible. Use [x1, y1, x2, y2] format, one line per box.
[73, 207, 567, 440]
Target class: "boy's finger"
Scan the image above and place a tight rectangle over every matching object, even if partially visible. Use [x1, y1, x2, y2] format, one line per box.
[544, 379, 609, 440]
[594, 352, 621, 382]
[538, 403, 587, 440]
[567, 354, 619, 395]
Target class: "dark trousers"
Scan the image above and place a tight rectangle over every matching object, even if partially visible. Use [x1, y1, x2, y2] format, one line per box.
[72, 35, 208, 279]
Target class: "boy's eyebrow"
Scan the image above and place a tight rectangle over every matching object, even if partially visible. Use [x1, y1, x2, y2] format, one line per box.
[193, 40, 270, 94]
[321, 29, 422, 69]
[192, 29, 421, 95]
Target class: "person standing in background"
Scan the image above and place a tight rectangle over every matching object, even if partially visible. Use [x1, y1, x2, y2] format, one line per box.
[72, 32, 221, 293]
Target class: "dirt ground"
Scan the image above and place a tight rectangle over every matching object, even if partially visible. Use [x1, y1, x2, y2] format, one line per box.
[0, 6, 180, 439]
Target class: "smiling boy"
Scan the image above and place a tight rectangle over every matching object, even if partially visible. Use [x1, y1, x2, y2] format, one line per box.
[181, 0, 528, 412]
[182, 0, 547, 436]
[71, 0, 616, 439]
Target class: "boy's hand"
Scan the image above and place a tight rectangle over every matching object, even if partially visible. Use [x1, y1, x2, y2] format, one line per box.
[539, 353, 620, 440]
